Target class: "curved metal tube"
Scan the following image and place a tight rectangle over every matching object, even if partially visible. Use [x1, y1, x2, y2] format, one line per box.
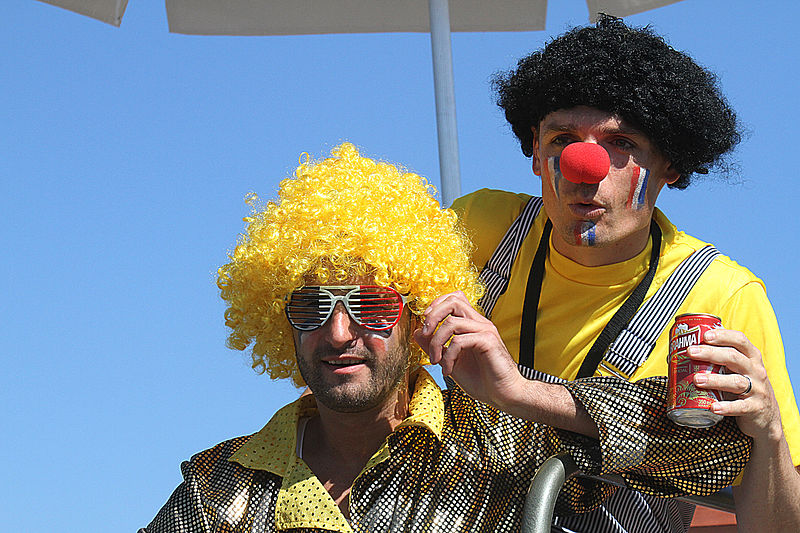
[520, 453, 581, 533]
[520, 454, 736, 533]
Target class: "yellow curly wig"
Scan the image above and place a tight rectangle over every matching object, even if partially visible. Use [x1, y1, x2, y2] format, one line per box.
[217, 142, 484, 387]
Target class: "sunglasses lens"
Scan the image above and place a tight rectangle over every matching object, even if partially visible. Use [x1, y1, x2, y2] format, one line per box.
[349, 287, 403, 330]
[286, 286, 404, 331]
[286, 288, 332, 330]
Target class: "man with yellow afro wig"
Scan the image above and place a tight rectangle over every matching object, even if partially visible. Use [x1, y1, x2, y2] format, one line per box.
[217, 141, 483, 388]
[141, 143, 750, 533]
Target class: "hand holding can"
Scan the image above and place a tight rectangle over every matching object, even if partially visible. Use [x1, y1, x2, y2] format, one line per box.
[667, 313, 724, 428]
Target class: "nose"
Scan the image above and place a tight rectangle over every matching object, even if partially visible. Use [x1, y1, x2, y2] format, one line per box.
[559, 142, 611, 184]
[322, 302, 358, 346]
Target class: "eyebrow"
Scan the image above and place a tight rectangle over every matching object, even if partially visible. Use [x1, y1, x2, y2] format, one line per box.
[540, 121, 643, 136]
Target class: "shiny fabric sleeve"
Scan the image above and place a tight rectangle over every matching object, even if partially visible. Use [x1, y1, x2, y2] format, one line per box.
[138, 459, 212, 533]
[444, 381, 615, 515]
[448, 374, 750, 515]
[564, 376, 751, 495]
[138, 436, 278, 533]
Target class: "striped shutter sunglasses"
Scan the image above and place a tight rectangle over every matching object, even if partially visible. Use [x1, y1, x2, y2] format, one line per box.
[285, 285, 409, 331]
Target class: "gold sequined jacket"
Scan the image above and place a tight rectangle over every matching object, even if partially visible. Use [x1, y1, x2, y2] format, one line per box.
[140, 370, 749, 532]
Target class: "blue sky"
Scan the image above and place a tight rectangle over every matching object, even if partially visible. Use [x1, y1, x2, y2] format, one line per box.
[2, 1, 799, 530]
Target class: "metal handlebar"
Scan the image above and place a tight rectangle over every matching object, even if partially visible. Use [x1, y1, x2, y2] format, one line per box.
[520, 453, 581, 533]
[520, 454, 736, 533]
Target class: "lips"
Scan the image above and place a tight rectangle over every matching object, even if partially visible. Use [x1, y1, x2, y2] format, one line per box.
[568, 201, 605, 219]
[321, 355, 369, 374]
[324, 358, 365, 366]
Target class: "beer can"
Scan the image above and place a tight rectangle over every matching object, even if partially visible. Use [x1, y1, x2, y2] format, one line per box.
[667, 313, 724, 428]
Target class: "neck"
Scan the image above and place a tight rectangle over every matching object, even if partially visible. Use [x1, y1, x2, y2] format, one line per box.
[301, 375, 412, 518]
[313, 379, 411, 462]
[302, 371, 412, 477]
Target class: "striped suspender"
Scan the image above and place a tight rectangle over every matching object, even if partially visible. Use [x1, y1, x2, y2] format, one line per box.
[517, 364, 568, 384]
[599, 244, 721, 379]
[477, 197, 543, 319]
[476, 197, 721, 382]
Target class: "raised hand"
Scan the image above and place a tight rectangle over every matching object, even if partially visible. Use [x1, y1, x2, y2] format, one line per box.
[412, 290, 522, 408]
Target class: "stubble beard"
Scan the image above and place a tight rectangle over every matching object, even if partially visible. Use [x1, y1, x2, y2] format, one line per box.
[298, 343, 410, 413]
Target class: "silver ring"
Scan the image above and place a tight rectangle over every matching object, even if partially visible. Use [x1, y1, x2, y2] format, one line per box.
[741, 375, 753, 395]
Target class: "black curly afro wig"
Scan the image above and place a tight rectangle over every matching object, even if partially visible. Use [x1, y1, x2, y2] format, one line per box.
[493, 15, 740, 189]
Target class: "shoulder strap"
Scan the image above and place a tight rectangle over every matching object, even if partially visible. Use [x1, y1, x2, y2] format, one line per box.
[521, 245, 720, 383]
[574, 221, 661, 378]
[517, 364, 566, 384]
[477, 196, 543, 318]
[478, 200, 721, 383]
[599, 244, 722, 379]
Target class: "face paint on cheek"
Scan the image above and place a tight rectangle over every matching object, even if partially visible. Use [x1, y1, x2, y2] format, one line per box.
[574, 221, 597, 246]
[365, 329, 393, 340]
[546, 156, 563, 197]
[625, 165, 651, 210]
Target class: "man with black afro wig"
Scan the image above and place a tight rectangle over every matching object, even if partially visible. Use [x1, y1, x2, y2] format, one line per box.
[453, 14, 800, 533]
[496, 16, 738, 191]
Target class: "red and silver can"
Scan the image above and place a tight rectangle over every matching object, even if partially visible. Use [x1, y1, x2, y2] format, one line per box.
[667, 313, 724, 428]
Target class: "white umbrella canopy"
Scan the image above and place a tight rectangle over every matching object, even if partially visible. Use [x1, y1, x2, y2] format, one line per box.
[38, 0, 683, 32]
[37, 0, 684, 205]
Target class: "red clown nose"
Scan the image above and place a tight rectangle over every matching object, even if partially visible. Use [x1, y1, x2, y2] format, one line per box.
[559, 142, 611, 184]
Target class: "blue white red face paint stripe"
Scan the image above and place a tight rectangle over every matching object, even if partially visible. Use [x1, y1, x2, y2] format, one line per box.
[547, 156, 562, 196]
[626, 166, 650, 209]
[574, 221, 596, 246]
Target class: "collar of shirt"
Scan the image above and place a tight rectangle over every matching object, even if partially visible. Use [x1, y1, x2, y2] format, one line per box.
[227, 367, 444, 531]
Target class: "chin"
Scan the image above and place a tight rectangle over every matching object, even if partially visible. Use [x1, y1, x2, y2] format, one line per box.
[314, 384, 389, 413]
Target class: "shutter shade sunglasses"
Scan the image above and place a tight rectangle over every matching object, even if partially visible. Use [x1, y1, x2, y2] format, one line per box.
[285, 285, 408, 331]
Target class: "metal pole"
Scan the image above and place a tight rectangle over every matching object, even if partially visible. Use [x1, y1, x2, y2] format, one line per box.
[428, 0, 461, 207]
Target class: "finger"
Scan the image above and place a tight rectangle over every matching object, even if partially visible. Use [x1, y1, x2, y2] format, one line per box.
[709, 397, 762, 417]
[422, 315, 469, 363]
[435, 315, 502, 348]
[419, 314, 471, 365]
[694, 372, 753, 396]
[438, 337, 463, 376]
[419, 320, 454, 365]
[438, 331, 493, 377]
[423, 290, 465, 311]
[422, 291, 469, 320]
[421, 293, 484, 335]
[415, 311, 451, 364]
[686, 343, 751, 374]
[702, 328, 761, 361]
[711, 400, 755, 416]
[413, 327, 438, 364]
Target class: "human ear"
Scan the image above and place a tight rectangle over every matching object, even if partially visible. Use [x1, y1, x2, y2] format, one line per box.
[407, 313, 422, 335]
[531, 127, 542, 177]
[664, 164, 681, 185]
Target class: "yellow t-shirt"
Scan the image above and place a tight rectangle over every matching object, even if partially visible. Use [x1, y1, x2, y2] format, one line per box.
[454, 188, 800, 466]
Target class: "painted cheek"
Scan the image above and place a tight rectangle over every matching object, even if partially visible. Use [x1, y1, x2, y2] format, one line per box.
[546, 156, 563, 198]
[574, 221, 597, 246]
[625, 165, 651, 210]
[363, 329, 392, 340]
